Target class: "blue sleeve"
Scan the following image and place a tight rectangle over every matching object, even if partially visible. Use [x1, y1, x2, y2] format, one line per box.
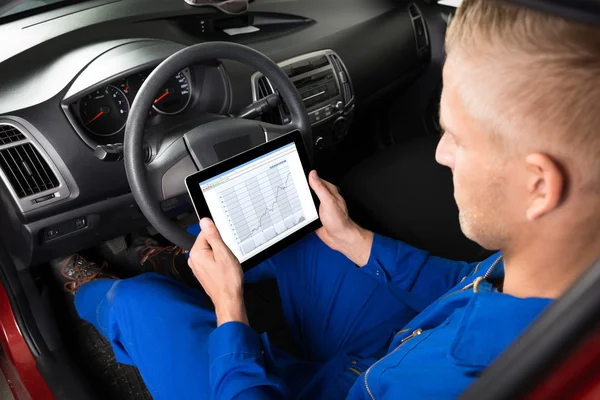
[360, 234, 477, 311]
[209, 322, 289, 400]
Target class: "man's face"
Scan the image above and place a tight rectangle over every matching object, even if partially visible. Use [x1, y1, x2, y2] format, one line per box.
[436, 56, 518, 250]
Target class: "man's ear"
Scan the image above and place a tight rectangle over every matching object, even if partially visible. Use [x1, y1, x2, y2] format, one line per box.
[525, 153, 565, 221]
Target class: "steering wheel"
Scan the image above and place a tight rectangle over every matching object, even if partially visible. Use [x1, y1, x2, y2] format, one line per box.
[124, 42, 311, 250]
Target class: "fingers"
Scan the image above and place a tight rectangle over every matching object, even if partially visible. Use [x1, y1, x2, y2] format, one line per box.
[190, 227, 212, 258]
[200, 218, 228, 253]
[189, 230, 212, 266]
[194, 228, 212, 251]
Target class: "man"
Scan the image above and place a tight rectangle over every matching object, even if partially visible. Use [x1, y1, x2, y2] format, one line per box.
[64, 0, 600, 398]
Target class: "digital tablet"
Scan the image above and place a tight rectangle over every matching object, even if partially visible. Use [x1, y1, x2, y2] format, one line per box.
[185, 130, 321, 269]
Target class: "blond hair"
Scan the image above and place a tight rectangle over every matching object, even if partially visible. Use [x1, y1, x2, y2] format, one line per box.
[446, 0, 600, 191]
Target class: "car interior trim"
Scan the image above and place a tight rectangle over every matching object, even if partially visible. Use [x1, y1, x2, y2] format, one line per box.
[0, 119, 71, 213]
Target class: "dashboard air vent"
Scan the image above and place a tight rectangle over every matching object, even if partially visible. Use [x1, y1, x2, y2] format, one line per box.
[329, 54, 354, 105]
[408, 3, 420, 18]
[0, 142, 59, 198]
[408, 3, 429, 54]
[256, 76, 284, 125]
[0, 125, 26, 145]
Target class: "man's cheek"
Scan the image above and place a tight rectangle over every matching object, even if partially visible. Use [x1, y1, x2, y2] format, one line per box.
[451, 172, 469, 206]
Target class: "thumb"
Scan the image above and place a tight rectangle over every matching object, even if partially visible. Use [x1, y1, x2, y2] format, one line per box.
[309, 171, 332, 203]
[200, 218, 227, 252]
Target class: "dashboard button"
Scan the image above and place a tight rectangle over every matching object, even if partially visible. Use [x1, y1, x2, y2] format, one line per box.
[339, 71, 348, 83]
[333, 117, 347, 140]
[75, 217, 87, 230]
[314, 136, 324, 150]
[46, 226, 60, 240]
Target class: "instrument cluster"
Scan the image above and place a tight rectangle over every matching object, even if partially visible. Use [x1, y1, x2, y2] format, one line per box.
[74, 67, 193, 137]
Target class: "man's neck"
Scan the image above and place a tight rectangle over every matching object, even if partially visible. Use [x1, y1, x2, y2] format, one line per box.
[502, 236, 600, 299]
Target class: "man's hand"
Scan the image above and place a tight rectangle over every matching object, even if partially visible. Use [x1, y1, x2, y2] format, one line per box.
[309, 170, 374, 267]
[188, 218, 248, 327]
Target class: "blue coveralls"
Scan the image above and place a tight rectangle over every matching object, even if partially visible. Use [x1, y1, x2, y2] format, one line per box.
[75, 233, 552, 399]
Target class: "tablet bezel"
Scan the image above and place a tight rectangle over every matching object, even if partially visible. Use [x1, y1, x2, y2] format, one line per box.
[185, 130, 322, 270]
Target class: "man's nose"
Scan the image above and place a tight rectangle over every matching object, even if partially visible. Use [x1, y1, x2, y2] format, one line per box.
[435, 134, 455, 169]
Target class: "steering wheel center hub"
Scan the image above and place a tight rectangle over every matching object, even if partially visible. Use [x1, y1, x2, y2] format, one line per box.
[183, 119, 267, 170]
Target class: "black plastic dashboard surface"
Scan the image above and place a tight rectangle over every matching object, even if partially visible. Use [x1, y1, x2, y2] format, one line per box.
[0, 0, 427, 266]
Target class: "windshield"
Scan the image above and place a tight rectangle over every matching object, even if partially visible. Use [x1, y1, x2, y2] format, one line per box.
[0, 0, 80, 20]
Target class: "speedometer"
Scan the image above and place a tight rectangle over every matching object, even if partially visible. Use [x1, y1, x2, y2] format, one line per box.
[151, 69, 192, 115]
[79, 85, 129, 136]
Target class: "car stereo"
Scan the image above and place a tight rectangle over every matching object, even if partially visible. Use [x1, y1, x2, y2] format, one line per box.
[252, 49, 356, 151]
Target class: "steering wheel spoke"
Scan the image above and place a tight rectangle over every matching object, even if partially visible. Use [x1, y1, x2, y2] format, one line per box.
[257, 120, 300, 141]
[146, 136, 197, 203]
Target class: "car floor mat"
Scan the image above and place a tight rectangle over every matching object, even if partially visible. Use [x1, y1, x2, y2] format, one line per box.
[70, 320, 153, 400]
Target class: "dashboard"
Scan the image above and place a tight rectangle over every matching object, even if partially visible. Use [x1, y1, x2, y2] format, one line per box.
[0, 0, 435, 267]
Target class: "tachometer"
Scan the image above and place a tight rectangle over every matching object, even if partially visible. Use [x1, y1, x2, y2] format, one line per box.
[151, 69, 192, 115]
[125, 68, 192, 115]
[79, 85, 129, 136]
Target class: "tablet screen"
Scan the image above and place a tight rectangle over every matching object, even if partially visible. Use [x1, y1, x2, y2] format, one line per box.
[198, 141, 319, 262]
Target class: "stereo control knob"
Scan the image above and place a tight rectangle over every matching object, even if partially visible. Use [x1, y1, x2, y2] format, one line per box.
[332, 117, 347, 140]
[314, 136, 324, 151]
[334, 101, 344, 111]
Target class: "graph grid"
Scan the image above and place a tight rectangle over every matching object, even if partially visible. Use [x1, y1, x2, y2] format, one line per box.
[219, 161, 305, 255]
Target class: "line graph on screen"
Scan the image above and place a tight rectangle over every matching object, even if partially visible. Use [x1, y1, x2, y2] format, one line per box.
[219, 161, 305, 255]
